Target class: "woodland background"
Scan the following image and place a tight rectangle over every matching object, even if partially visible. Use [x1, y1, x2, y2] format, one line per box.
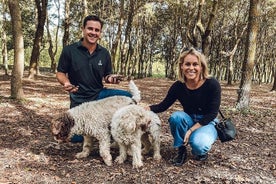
[0, 0, 276, 183]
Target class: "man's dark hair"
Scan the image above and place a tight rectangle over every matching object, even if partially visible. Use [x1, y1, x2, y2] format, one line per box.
[83, 15, 104, 29]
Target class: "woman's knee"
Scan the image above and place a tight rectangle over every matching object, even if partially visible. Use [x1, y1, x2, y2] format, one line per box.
[169, 111, 193, 129]
[190, 133, 213, 155]
[169, 111, 189, 123]
[168, 112, 182, 129]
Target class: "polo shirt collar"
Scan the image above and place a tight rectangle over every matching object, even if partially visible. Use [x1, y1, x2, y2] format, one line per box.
[77, 38, 102, 52]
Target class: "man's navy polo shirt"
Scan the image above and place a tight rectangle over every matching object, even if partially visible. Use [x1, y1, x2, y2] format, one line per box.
[57, 40, 112, 106]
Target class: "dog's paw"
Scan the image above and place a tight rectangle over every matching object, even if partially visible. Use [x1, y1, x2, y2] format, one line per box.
[75, 151, 89, 159]
[101, 154, 113, 166]
[153, 154, 162, 161]
[127, 149, 133, 156]
[133, 162, 143, 169]
[142, 148, 150, 155]
[115, 156, 125, 164]
[103, 159, 112, 166]
[110, 141, 119, 149]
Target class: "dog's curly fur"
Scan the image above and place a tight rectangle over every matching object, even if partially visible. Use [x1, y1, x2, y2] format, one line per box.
[111, 104, 162, 168]
[51, 80, 140, 166]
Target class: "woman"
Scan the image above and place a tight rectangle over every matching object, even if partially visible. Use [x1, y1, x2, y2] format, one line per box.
[147, 47, 221, 166]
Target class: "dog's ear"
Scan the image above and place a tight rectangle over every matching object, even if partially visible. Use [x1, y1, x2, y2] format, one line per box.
[122, 116, 137, 133]
[51, 115, 62, 135]
[140, 119, 151, 131]
[51, 112, 75, 141]
[136, 113, 151, 131]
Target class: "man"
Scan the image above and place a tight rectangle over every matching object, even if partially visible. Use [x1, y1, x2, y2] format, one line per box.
[56, 15, 131, 142]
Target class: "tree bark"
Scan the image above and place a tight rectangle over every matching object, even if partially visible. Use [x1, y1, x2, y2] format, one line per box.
[221, 26, 247, 85]
[1, 0, 9, 75]
[271, 69, 276, 91]
[83, 0, 88, 17]
[111, 0, 125, 73]
[46, 0, 60, 73]
[8, 0, 24, 99]
[28, 0, 48, 79]
[187, 0, 218, 56]
[46, 13, 55, 73]
[236, 0, 260, 110]
[201, 0, 218, 55]
[120, 0, 134, 75]
[63, 0, 71, 47]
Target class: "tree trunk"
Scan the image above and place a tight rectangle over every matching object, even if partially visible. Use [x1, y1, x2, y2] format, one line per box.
[201, 0, 218, 56]
[28, 0, 48, 79]
[1, 0, 9, 75]
[8, 0, 24, 99]
[271, 69, 276, 91]
[138, 20, 146, 78]
[111, 0, 124, 73]
[82, 0, 88, 17]
[63, 0, 71, 47]
[46, 13, 56, 73]
[221, 26, 247, 85]
[120, 0, 134, 75]
[46, 0, 60, 73]
[236, 0, 260, 110]
[77, 0, 87, 39]
[1, 23, 9, 75]
[187, 0, 218, 56]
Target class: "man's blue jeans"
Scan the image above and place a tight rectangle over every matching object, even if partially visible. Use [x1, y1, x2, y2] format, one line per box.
[168, 111, 218, 156]
[70, 88, 132, 143]
[97, 88, 132, 100]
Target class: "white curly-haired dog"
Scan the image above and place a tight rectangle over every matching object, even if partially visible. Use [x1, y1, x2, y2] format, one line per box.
[111, 104, 162, 168]
[51, 80, 140, 166]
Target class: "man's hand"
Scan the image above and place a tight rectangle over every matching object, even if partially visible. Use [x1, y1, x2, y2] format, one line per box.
[64, 83, 79, 93]
[105, 74, 125, 84]
[56, 72, 79, 93]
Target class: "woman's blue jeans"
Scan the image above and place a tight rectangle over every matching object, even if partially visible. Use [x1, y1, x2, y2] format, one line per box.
[168, 111, 218, 156]
[70, 88, 132, 143]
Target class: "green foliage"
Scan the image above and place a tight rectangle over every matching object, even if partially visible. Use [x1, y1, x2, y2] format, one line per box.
[2, 0, 275, 83]
[20, 0, 36, 48]
[152, 61, 165, 78]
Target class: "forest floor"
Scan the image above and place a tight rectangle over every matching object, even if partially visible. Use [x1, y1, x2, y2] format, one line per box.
[0, 71, 275, 184]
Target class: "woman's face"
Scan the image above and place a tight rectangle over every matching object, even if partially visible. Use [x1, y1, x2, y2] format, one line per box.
[181, 54, 202, 81]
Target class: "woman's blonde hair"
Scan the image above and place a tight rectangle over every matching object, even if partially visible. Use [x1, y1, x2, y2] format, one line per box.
[178, 47, 210, 82]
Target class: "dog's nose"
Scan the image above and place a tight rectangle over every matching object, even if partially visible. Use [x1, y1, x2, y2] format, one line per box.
[53, 136, 64, 143]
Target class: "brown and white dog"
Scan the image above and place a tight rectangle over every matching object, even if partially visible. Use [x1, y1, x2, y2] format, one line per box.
[51, 80, 140, 166]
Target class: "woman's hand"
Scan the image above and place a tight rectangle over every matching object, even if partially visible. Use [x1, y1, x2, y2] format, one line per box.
[184, 123, 202, 145]
[184, 129, 192, 146]
[144, 106, 151, 111]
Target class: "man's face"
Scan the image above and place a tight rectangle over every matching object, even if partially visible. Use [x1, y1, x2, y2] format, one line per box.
[82, 20, 102, 45]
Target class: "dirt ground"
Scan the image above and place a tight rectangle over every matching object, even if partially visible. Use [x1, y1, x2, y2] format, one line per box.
[0, 71, 275, 184]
